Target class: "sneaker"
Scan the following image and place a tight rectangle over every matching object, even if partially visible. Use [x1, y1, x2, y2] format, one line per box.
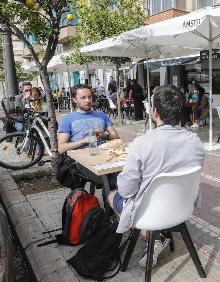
[191, 123, 199, 128]
[139, 235, 171, 268]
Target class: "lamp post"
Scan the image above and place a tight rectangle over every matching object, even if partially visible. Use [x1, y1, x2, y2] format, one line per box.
[1, 24, 19, 111]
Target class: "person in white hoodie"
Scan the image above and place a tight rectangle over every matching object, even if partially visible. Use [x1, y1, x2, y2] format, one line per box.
[108, 84, 204, 267]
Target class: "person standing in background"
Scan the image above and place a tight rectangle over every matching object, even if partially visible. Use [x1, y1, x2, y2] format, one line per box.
[108, 76, 117, 95]
[129, 79, 145, 121]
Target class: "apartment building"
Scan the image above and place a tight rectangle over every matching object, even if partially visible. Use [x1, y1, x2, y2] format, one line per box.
[138, 0, 220, 107]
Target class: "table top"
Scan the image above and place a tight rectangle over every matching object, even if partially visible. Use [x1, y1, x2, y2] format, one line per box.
[67, 148, 127, 176]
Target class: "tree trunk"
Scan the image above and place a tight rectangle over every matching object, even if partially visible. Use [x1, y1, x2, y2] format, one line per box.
[40, 69, 58, 168]
[116, 64, 122, 126]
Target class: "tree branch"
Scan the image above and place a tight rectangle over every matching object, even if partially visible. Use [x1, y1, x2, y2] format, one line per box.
[0, 14, 42, 70]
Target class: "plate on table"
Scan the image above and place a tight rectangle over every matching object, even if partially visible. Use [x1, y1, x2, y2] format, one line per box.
[98, 139, 124, 150]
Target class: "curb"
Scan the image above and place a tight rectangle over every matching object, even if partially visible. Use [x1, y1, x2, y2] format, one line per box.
[0, 168, 77, 282]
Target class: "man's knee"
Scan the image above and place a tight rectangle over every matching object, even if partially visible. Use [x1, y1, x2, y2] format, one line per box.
[108, 190, 117, 208]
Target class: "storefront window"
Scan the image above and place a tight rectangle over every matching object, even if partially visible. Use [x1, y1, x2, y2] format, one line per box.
[186, 69, 220, 94]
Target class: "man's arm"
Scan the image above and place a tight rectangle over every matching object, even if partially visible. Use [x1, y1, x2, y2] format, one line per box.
[58, 133, 89, 154]
[106, 125, 120, 140]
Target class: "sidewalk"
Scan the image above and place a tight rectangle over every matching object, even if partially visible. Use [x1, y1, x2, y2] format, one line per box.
[0, 111, 219, 281]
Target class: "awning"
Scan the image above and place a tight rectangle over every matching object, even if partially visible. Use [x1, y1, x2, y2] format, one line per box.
[148, 55, 200, 68]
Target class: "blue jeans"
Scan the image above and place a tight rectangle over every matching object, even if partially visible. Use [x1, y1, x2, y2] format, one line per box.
[15, 122, 23, 132]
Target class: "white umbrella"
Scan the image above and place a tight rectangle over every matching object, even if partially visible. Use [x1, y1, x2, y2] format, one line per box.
[80, 36, 200, 130]
[121, 6, 220, 150]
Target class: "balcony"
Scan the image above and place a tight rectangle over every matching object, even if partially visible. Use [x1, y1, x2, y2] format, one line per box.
[58, 25, 76, 44]
[145, 8, 188, 25]
[22, 43, 41, 59]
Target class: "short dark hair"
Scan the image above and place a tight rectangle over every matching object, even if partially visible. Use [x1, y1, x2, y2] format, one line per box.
[72, 84, 91, 98]
[22, 82, 32, 88]
[153, 85, 184, 126]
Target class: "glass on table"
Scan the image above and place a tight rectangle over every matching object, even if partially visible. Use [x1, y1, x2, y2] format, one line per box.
[88, 135, 100, 156]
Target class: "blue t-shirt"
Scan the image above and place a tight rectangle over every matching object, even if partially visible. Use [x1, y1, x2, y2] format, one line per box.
[58, 111, 113, 147]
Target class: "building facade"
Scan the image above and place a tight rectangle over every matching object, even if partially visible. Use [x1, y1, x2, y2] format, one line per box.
[139, 0, 220, 108]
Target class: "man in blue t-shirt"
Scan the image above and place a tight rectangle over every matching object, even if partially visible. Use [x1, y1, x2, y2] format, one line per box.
[58, 84, 119, 154]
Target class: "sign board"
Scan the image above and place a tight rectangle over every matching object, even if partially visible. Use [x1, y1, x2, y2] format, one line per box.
[200, 50, 220, 61]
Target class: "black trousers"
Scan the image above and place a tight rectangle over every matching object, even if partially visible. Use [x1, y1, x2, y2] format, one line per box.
[75, 162, 118, 190]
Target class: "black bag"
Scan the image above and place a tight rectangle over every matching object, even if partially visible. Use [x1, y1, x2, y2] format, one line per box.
[2, 116, 16, 134]
[67, 219, 124, 281]
[56, 154, 87, 189]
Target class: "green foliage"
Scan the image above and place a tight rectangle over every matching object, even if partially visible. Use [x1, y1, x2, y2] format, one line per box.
[0, 0, 74, 65]
[0, 60, 38, 82]
[67, 0, 145, 66]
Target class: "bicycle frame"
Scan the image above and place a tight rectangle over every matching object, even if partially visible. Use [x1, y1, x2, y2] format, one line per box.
[19, 116, 52, 157]
[31, 117, 52, 156]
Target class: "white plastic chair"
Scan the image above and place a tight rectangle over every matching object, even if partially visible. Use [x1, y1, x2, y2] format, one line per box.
[121, 166, 206, 282]
[143, 100, 150, 129]
[107, 97, 117, 118]
[216, 107, 220, 143]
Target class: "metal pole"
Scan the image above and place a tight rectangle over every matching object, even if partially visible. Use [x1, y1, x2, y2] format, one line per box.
[67, 67, 73, 112]
[1, 26, 19, 111]
[208, 19, 213, 150]
[146, 53, 152, 131]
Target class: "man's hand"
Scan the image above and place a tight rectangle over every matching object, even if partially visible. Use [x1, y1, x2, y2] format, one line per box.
[23, 91, 31, 100]
[95, 131, 109, 140]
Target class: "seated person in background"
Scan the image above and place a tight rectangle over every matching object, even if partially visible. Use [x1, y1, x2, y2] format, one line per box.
[108, 85, 204, 268]
[31, 87, 42, 112]
[58, 84, 119, 154]
[109, 87, 117, 106]
[31, 87, 48, 116]
[194, 91, 209, 127]
[58, 84, 120, 188]
[15, 81, 32, 132]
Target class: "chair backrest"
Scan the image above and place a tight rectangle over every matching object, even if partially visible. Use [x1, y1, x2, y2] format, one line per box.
[142, 100, 150, 114]
[134, 166, 202, 231]
[216, 106, 220, 119]
[107, 97, 117, 109]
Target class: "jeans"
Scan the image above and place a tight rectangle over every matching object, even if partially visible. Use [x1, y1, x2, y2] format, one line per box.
[15, 122, 23, 132]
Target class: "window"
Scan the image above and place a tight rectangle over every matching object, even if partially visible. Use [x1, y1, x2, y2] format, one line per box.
[197, 0, 214, 9]
[162, 0, 173, 11]
[150, 0, 173, 15]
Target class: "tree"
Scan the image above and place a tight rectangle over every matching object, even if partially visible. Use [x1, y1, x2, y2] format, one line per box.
[0, 60, 38, 81]
[0, 0, 76, 166]
[66, 0, 145, 125]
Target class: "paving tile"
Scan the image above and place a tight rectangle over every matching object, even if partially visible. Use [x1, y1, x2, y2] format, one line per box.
[7, 201, 36, 225]
[26, 244, 69, 282]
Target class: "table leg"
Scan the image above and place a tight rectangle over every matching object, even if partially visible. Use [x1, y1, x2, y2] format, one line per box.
[192, 104, 195, 124]
[101, 175, 112, 216]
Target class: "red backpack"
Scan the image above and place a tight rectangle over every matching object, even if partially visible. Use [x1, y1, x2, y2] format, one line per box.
[59, 189, 104, 245]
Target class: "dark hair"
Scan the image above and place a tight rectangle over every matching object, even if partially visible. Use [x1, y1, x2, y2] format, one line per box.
[153, 85, 184, 126]
[72, 84, 91, 98]
[22, 82, 32, 87]
[131, 79, 137, 84]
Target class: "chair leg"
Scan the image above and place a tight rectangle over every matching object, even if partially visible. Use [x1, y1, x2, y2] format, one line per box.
[179, 222, 206, 278]
[89, 182, 96, 195]
[167, 231, 175, 252]
[121, 228, 140, 272]
[145, 231, 159, 282]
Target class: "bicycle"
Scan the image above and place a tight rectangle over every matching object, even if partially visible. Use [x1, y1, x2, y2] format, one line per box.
[0, 99, 52, 170]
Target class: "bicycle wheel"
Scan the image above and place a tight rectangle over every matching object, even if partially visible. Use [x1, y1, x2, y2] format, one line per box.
[0, 132, 45, 170]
